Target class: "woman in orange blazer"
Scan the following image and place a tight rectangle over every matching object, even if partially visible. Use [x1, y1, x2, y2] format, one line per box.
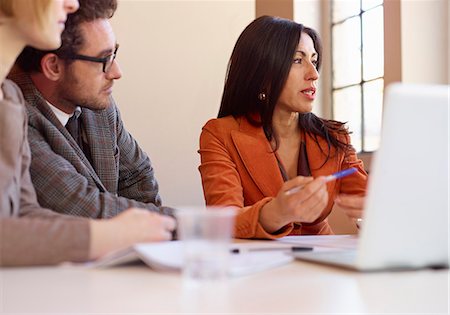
[199, 16, 367, 239]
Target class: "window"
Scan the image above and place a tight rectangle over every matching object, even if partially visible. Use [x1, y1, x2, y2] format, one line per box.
[331, 0, 384, 152]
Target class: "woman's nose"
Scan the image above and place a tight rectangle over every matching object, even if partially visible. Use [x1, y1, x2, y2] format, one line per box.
[65, 0, 80, 14]
[306, 62, 319, 81]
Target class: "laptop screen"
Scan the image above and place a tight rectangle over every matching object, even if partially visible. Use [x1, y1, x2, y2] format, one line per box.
[357, 83, 449, 269]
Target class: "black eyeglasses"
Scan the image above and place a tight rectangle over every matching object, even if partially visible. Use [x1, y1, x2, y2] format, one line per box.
[65, 44, 119, 73]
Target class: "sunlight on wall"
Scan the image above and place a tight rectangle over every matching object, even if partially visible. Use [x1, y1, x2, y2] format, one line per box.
[111, 0, 254, 207]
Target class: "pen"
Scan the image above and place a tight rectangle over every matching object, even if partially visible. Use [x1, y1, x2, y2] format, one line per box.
[285, 167, 358, 195]
[230, 246, 313, 254]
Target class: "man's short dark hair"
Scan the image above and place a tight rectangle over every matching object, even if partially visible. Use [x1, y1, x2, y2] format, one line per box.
[16, 0, 117, 73]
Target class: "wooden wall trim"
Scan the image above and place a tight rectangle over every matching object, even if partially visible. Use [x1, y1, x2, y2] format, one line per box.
[384, 0, 402, 87]
[255, 0, 293, 20]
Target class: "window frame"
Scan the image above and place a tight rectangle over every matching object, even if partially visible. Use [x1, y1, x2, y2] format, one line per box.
[330, 0, 385, 154]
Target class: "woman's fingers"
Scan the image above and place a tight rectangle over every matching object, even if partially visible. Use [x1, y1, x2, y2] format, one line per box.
[282, 176, 314, 195]
[335, 194, 365, 209]
[286, 176, 326, 203]
[334, 194, 366, 223]
[282, 177, 328, 223]
[293, 180, 329, 222]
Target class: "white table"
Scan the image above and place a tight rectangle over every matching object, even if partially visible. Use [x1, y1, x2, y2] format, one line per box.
[1, 259, 447, 314]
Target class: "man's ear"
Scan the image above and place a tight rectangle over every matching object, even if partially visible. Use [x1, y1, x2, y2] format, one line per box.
[40, 53, 65, 81]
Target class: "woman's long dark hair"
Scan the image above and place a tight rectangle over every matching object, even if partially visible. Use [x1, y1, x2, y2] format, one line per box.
[218, 16, 351, 164]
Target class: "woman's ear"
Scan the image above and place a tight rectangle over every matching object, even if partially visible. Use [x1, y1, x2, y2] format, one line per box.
[40, 53, 64, 81]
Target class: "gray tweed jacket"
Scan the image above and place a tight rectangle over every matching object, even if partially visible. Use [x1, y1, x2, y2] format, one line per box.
[0, 79, 90, 266]
[9, 69, 171, 219]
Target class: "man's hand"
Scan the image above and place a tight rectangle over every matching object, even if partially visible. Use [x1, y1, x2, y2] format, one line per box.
[89, 208, 176, 259]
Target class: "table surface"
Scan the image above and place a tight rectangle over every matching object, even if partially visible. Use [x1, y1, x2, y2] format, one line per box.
[1, 256, 448, 314]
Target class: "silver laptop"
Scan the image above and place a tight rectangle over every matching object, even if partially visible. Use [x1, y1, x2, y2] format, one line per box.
[293, 83, 449, 271]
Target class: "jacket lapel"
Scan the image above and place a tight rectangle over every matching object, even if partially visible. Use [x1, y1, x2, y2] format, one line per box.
[35, 96, 83, 155]
[12, 70, 107, 191]
[81, 110, 118, 193]
[231, 117, 283, 197]
[304, 132, 342, 204]
[305, 132, 340, 177]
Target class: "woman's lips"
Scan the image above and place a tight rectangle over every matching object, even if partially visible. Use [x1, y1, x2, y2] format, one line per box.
[301, 88, 316, 100]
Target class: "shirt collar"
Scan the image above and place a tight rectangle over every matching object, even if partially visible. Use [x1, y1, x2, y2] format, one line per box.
[46, 101, 82, 126]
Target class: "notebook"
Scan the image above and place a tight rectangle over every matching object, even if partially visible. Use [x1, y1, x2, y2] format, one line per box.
[292, 83, 449, 271]
[88, 240, 295, 276]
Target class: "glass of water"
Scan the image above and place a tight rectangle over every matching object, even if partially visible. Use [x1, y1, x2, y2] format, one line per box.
[175, 207, 236, 284]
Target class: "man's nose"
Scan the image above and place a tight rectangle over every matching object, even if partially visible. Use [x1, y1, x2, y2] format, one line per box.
[106, 60, 122, 80]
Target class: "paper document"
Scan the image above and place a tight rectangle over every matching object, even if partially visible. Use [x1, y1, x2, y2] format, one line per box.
[90, 241, 293, 277]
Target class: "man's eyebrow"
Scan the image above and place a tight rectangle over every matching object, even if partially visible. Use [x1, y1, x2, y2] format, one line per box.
[295, 50, 318, 58]
[96, 47, 114, 57]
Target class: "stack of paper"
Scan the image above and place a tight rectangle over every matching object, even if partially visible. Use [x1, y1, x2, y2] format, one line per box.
[90, 241, 294, 277]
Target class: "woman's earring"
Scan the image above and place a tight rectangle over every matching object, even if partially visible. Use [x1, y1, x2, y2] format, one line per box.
[258, 92, 266, 101]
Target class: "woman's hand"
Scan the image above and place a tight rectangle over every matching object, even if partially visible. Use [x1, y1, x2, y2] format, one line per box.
[334, 194, 365, 227]
[89, 208, 176, 259]
[259, 176, 329, 233]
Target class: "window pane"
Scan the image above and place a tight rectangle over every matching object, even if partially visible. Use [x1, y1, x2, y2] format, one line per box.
[362, 6, 384, 80]
[332, 0, 360, 23]
[333, 86, 362, 152]
[363, 79, 383, 151]
[362, 0, 383, 11]
[332, 17, 361, 88]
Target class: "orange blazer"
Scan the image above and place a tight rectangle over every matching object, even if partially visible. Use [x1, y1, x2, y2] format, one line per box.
[199, 115, 367, 239]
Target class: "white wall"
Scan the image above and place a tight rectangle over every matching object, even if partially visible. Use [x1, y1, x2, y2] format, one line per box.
[111, 0, 254, 207]
[401, 0, 449, 84]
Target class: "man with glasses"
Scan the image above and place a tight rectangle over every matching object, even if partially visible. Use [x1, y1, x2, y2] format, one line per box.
[8, 0, 171, 219]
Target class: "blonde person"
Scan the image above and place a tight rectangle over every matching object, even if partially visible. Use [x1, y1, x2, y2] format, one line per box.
[0, 0, 176, 266]
[199, 16, 367, 239]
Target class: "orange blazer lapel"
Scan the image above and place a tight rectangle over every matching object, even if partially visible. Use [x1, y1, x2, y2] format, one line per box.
[230, 118, 283, 197]
[305, 132, 341, 177]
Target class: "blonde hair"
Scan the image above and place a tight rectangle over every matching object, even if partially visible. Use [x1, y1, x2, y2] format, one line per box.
[0, 0, 52, 25]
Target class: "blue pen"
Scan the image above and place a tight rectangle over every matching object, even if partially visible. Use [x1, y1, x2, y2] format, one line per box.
[285, 167, 357, 195]
[323, 167, 357, 183]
